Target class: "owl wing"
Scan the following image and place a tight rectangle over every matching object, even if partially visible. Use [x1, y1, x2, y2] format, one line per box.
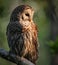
[6, 22, 24, 55]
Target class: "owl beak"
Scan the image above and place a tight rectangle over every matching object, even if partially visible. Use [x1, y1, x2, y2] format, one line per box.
[29, 18, 31, 22]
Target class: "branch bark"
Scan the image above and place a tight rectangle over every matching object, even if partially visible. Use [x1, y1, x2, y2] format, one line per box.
[0, 48, 35, 65]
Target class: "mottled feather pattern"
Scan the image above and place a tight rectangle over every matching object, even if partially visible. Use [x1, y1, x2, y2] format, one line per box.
[6, 5, 38, 64]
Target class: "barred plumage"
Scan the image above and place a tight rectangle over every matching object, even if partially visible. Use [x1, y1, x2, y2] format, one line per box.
[6, 5, 38, 64]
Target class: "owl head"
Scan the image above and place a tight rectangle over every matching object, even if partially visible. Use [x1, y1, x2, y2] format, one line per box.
[10, 5, 34, 22]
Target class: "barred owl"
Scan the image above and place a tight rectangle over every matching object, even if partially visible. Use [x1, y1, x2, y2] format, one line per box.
[6, 5, 38, 64]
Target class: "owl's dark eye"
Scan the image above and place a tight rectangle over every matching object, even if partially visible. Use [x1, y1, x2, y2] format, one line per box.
[25, 13, 29, 17]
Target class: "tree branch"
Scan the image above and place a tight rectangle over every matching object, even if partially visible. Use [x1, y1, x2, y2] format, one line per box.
[0, 48, 35, 65]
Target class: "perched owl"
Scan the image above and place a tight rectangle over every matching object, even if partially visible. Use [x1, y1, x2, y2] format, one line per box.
[6, 5, 38, 64]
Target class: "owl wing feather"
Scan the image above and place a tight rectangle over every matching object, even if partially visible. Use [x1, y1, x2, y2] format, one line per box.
[6, 22, 24, 56]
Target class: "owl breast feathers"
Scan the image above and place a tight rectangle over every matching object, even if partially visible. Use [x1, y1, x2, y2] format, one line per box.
[6, 5, 38, 64]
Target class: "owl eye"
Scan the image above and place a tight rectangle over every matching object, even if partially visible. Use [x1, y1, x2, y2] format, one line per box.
[25, 13, 29, 17]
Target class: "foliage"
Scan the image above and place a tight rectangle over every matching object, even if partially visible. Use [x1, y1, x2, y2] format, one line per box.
[48, 38, 58, 54]
[0, 6, 5, 17]
[0, 0, 11, 17]
[22, 0, 27, 2]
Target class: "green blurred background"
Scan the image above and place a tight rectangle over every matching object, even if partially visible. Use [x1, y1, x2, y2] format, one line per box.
[0, 0, 58, 65]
